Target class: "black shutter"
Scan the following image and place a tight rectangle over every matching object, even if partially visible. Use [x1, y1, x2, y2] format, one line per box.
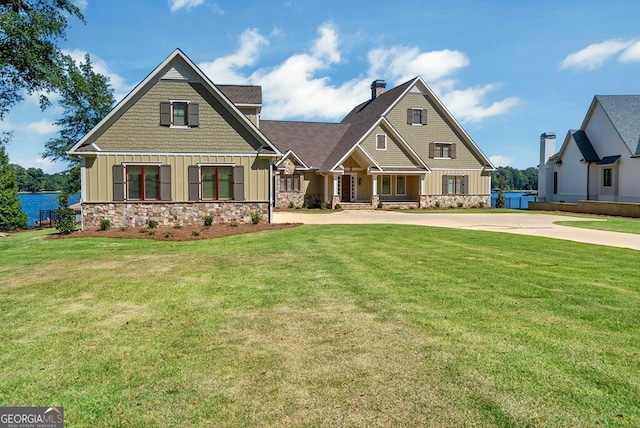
[421, 109, 427, 125]
[160, 165, 171, 201]
[407, 108, 413, 124]
[160, 102, 171, 125]
[450, 143, 457, 159]
[233, 166, 244, 201]
[442, 175, 448, 195]
[188, 103, 199, 127]
[462, 175, 469, 195]
[113, 165, 125, 201]
[188, 166, 199, 201]
[429, 143, 435, 158]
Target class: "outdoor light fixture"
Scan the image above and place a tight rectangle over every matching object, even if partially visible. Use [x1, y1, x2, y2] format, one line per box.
[358, 178, 362, 185]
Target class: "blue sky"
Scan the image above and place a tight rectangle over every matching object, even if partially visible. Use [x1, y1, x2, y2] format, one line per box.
[4, 0, 640, 173]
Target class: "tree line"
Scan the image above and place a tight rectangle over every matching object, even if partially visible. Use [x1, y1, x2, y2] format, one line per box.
[491, 166, 538, 191]
[1, 1, 114, 231]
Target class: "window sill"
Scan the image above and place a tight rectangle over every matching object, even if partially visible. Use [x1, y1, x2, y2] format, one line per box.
[169, 125, 190, 129]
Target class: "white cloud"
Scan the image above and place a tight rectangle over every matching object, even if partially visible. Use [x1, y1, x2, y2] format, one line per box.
[198, 29, 268, 84]
[62, 49, 133, 102]
[560, 39, 634, 71]
[198, 23, 519, 123]
[169, 0, 205, 12]
[74, 0, 88, 10]
[489, 155, 513, 167]
[25, 119, 58, 136]
[618, 40, 640, 62]
[437, 84, 521, 123]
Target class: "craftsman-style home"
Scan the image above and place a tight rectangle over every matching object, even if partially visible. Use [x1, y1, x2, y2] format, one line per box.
[70, 49, 495, 227]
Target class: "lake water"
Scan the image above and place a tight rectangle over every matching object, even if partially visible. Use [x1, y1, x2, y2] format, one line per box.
[19, 193, 80, 226]
[490, 191, 537, 209]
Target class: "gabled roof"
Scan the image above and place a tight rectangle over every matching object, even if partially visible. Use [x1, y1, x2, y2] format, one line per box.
[587, 95, 640, 157]
[260, 120, 350, 169]
[325, 76, 494, 171]
[69, 49, 280, 156]
[557, 130, 600, 163]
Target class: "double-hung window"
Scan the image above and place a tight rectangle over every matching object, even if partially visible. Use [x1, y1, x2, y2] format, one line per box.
[381, 175, 391, 195]
[160, 100, 199, 127]
[407, 108, 427, 125]
[443, 175, 468, 195]
[430, 142, 456, 159]
[112, 164, 171, 202]
[201, 166, 233, 200]
[280, 174, 301, 192]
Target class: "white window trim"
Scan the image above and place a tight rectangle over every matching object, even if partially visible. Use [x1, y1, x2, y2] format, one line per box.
[376, 134, 387, 151]
[433, 142, 453, 159]
[395, 175, 406, 195]
[169, 99, 190, 129]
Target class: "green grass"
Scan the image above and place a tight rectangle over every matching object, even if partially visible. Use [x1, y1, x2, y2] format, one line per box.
[555, 215, 640, 234]
[1, 226, 639, 426]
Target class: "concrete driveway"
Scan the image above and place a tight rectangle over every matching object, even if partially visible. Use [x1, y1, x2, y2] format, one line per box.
[273, 210, 640, 251]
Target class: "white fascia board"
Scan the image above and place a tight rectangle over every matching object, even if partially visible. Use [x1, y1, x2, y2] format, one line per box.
[379, 117, 430, 170]
[83, 151, 275, 157]
[274, 150, 310, 169]
[328, 144, 382, 173]
[329, 118, 385, 171]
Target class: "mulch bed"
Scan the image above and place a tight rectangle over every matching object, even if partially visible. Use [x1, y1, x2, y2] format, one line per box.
[46, 222, 301, 242]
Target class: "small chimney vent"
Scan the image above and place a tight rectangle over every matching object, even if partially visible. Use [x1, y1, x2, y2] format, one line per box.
[371, 79, 386, 100]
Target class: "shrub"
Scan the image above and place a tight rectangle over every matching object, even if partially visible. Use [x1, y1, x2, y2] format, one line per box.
[251, 211, 263, 224]
[377, 201, 383, 209]
[100, 218, 112, 231]
[289, 201, 295, 208]
[54, 207, 76, 235]
[147, 219, 158, 229]
[496, 191, 506, 209]
[335, 203, 341, 209]
[230, 222, 238, 227]
[457, 202, 464, 208]
[479, 201, 485, 208]
[320, 201, 327, 210]
[203, 216, 213, 227]
[192, 230, 200, 237]
[435, 200, 441, 208]
[164, 231, 174, 239]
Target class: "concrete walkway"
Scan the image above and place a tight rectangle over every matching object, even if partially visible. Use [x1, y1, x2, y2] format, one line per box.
[273, 210, 640, 251]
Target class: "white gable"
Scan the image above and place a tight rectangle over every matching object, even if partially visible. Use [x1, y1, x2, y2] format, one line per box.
[161, 61, 196, 81]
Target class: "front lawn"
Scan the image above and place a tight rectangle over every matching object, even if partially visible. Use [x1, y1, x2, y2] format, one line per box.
[555, 215, 640, 235]
[1, 226, 638, 426]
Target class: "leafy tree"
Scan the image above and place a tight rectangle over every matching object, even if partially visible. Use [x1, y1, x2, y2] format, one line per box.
[0, 133, 27, 230]
[43, 54, 115, 194]
[54, 192, 75, 234]
[0, 0, 84, 118]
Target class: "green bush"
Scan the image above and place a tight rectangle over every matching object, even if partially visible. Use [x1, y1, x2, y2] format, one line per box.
[100, 218, 112, 230]
[479, 201, 485, 208]
[203, 216, 213, 227]
[251, 211, 263, 224]
[54, 207, 76, 235]
[335, 203, 341, 209]
[320, 201, 327, 210]
[147, 219, 158, 229]
[377, 201, 383, 209]
[496, 191, 506, 209]
[289, 201, 295, 208]
[435, 200, 441, 208]
[164, 231, 174, 239]
[457, 201, 464, 208]
[192, 230, 200, 237]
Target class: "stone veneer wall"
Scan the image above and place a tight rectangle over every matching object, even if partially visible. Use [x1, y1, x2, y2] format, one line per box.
[419, 194, 490, 208]
[82, 202, 269, 229]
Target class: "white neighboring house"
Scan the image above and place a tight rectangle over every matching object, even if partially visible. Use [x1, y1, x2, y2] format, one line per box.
[539, 95, 640, 203]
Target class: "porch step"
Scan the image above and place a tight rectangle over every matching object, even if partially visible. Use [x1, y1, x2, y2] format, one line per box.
[339, 202, 373, 210]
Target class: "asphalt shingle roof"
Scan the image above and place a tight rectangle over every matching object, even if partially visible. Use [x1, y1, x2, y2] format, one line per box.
[595, 95, 640, 157]
[217, 85, 262, 105]
[572, 130, 600, 162]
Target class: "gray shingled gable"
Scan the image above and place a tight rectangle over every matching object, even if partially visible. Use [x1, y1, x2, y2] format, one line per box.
[595, 95, 640, 156]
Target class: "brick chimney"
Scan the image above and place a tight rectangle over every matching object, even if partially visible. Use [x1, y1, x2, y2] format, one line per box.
[371, 79, 386, 100]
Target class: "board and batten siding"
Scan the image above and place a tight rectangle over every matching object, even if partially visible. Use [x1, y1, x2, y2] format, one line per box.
[424, 169, 490, 195]
[386, 92, 486, 169]
[360, 124, 417, 167]
[94, 81, 262, 154]
[84, 154, 270, 202]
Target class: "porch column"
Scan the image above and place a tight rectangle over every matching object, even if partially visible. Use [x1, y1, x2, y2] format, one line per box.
[324, 174, 329, 203]
[370, 174, 379, 207]
[419, 173, 428, 208]
[331, 173, 341, 207]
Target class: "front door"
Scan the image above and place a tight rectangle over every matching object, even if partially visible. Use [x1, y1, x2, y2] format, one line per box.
[341, 175, 351, 201]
